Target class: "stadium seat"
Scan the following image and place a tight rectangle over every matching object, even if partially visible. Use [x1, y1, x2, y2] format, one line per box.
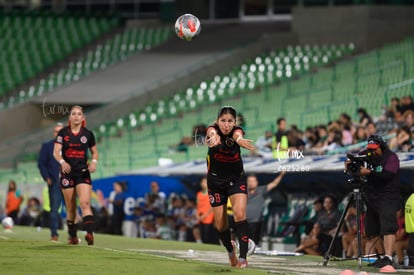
[8, 33, 414, 180]
[0, 11, 121, 105]
[1, 25, 172, 108]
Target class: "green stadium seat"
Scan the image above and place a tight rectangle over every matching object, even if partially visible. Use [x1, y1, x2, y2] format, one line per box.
[0, 11, 122, 108]
[7, 33, 414, 180]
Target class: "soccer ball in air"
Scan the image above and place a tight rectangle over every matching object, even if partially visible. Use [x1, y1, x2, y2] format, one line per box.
[2, 216, 14, 230]
[174, 14, 201, 41]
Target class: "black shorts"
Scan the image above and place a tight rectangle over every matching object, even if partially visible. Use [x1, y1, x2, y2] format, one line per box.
[207, 172, 247, 207]
[365, 198, 399, 237]
[60, 169, 92, 189]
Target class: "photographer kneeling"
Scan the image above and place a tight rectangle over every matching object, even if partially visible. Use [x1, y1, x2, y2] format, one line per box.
[345, 135, 400, 269]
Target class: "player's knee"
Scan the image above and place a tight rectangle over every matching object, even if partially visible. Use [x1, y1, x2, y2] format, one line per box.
[232, 212, 246, 222]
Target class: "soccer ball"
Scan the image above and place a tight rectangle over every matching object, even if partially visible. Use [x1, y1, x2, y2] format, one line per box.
[2, 216, 14, 229]
[174, 13, 201, 41]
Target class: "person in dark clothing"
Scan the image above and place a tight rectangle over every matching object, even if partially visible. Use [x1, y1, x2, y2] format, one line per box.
[399, 95, 414, 114]
[295, 194, 341, 256]
[274, 117, 287, 143]
[357, 108, 373, 127]
[54, 106, 99, 246]
[345, 134, 400, 269]
[304, 197, 324, 235]
[246, 172, 286, 246]
[38, 122, 64, 242]
[108, 181, 127, 235]
[18, 197, 42, 227]
[205, 106, 255, 268]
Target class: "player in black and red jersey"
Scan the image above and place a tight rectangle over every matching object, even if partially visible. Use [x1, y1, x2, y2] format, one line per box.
[53, 105, 99, 245]
[205, 106, 255, 268]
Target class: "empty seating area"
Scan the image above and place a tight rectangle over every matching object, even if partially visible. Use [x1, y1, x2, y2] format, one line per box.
[6, 26, 172, 106]
[0, 11, 120, 105]
[0, 14, 172, 108]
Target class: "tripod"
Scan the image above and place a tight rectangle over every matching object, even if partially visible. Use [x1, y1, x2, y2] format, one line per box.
[323, 180, 371, 268]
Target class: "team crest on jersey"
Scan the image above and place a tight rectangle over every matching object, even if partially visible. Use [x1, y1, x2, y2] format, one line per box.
[80, 136, 88, 143]
[209, 194, 215, 204]
[62, 178, 70, 187]
[225, 137, 234, 147]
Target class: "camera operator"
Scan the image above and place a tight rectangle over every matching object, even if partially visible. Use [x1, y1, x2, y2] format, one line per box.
[345, 135, 400, 269]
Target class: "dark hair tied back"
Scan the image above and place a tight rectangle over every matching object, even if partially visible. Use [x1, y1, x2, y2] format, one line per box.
[218, 106, 236, 119]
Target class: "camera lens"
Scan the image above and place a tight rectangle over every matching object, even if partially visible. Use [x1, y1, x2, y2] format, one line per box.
[347, 162, 360, 174]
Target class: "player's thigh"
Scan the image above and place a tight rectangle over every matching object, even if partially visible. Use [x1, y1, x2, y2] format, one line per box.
[62, 187, 76, 206]
[76, 183, 92, 205]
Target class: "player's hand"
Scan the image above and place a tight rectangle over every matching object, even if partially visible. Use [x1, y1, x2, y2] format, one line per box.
[61, 162, 71, 174]
[237, 138, 255, 151]
[88, 162, 97, 173]
[206, 134, 221, 148]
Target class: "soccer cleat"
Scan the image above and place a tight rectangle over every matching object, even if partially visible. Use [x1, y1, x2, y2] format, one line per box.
[85, 233, 94, 246]
[236, 258, 248, 268]
[228, 241, 238, 267]
[68, 237, 80, 245]
[50, 236, 59, 242]
[233, 238, 256, 256]
[368, 257, 380, 267]
[372, 257, 394, 268]
[247, 239, 256, 256]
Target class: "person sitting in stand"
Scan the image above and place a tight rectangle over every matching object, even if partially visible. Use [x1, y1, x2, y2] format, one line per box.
[295, 194, 341, 256]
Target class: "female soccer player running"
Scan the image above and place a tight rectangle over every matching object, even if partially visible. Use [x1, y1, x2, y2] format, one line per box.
[54, 105, 98, 245]
[205, 106, 255, 268]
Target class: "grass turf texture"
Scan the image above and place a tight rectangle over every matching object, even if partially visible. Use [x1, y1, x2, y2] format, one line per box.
[0, 226, 405, 275]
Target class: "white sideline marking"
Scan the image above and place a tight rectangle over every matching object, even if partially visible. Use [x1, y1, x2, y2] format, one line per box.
[127, 249, 181, 261]
[92, 246, 181, 262]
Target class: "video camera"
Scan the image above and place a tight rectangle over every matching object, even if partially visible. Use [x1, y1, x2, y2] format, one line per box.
[345, 153, 369, 177]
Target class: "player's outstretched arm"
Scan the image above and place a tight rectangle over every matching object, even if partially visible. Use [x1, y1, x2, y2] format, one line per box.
[233, 130, 255, 151]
